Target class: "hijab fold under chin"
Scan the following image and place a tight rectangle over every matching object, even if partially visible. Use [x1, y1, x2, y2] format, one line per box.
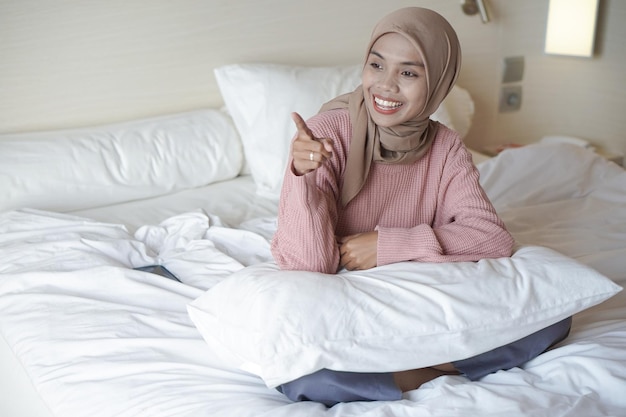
[320, 7, 462, 207]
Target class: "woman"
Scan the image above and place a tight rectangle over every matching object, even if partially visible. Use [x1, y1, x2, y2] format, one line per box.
[271, 7, 570, 407]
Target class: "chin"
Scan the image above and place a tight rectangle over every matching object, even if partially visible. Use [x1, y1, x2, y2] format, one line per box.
[371, 112, 405, 128]
[366, 105, 397, 127]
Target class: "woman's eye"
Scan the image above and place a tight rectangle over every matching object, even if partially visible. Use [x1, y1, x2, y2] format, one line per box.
[402, 71, 417, 78]
[369, 62, 382, 70]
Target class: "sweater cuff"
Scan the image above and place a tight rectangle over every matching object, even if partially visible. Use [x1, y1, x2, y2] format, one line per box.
[287, 168, 321, 206]
[376, 225, 443, 266]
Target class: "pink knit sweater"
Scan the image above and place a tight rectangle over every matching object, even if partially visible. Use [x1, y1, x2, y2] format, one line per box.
[271, 109, 514, 273]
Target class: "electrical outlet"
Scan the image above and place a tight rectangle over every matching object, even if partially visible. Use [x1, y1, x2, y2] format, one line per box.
[502, 56, 524, 83]
[499, 85, 522, 112]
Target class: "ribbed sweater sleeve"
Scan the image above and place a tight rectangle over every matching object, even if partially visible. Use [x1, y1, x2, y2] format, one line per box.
[270, 110, 349, 273]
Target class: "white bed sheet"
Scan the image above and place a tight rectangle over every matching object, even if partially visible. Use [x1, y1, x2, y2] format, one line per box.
[69, 174, 278, 233]
[1, 174, 277, 417]
[1, 144, 626, 417]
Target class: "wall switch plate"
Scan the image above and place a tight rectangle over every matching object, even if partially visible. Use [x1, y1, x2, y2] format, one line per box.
[502, 56, 524, 83]
[499, 85, 522, 112]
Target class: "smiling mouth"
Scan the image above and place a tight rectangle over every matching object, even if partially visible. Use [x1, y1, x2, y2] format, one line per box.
[374, 96, 403, 112]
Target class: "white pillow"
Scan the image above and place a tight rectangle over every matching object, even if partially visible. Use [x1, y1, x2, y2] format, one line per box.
[0, 109, 243, 213]
[215, 63, 472, 199]
[442, 83, 474, 138]
[188, 245, 621, 388]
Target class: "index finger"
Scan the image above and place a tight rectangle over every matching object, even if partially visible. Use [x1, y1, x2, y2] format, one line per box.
[291, 112, 314, 139]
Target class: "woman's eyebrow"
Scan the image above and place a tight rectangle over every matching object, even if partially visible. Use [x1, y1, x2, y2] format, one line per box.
[369, 50, 424, 67]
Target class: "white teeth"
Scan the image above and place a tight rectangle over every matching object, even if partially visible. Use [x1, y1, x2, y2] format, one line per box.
[375, 97, 402, 109]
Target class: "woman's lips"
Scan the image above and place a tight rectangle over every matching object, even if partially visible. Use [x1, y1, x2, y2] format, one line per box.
[373, 95, 403, 114]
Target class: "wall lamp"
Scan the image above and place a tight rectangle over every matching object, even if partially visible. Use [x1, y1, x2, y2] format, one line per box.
[545, 0, 599, 57]
[461, 0, 490, 24]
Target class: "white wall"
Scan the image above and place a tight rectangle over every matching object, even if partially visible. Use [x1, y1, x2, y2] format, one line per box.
[486, 0, 626, 156]
[0, 0, 624, 155]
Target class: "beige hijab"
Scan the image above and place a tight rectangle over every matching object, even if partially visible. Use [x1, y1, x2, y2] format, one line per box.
[321, 7, 461, 207]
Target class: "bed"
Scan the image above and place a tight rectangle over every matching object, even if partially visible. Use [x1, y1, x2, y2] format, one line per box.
[1, 63, 625, 417]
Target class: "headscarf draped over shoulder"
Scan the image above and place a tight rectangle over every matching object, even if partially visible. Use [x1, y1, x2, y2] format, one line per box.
[321, 7, 462, 207]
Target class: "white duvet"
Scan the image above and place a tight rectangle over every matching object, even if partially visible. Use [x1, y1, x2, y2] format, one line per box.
[1, 143, 626, 417]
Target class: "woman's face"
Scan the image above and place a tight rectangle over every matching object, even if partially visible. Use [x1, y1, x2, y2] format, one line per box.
[361, 33, 427, 127]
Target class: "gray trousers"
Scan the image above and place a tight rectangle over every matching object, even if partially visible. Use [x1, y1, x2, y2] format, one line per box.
[278, 317, 572, 407]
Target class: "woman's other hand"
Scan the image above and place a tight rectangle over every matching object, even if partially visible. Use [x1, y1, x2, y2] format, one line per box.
[338, 231, 378, 270]
[290, 112, 333, 176]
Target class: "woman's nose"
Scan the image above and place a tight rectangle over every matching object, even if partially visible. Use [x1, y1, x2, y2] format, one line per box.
[378, 71, 399, 92]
